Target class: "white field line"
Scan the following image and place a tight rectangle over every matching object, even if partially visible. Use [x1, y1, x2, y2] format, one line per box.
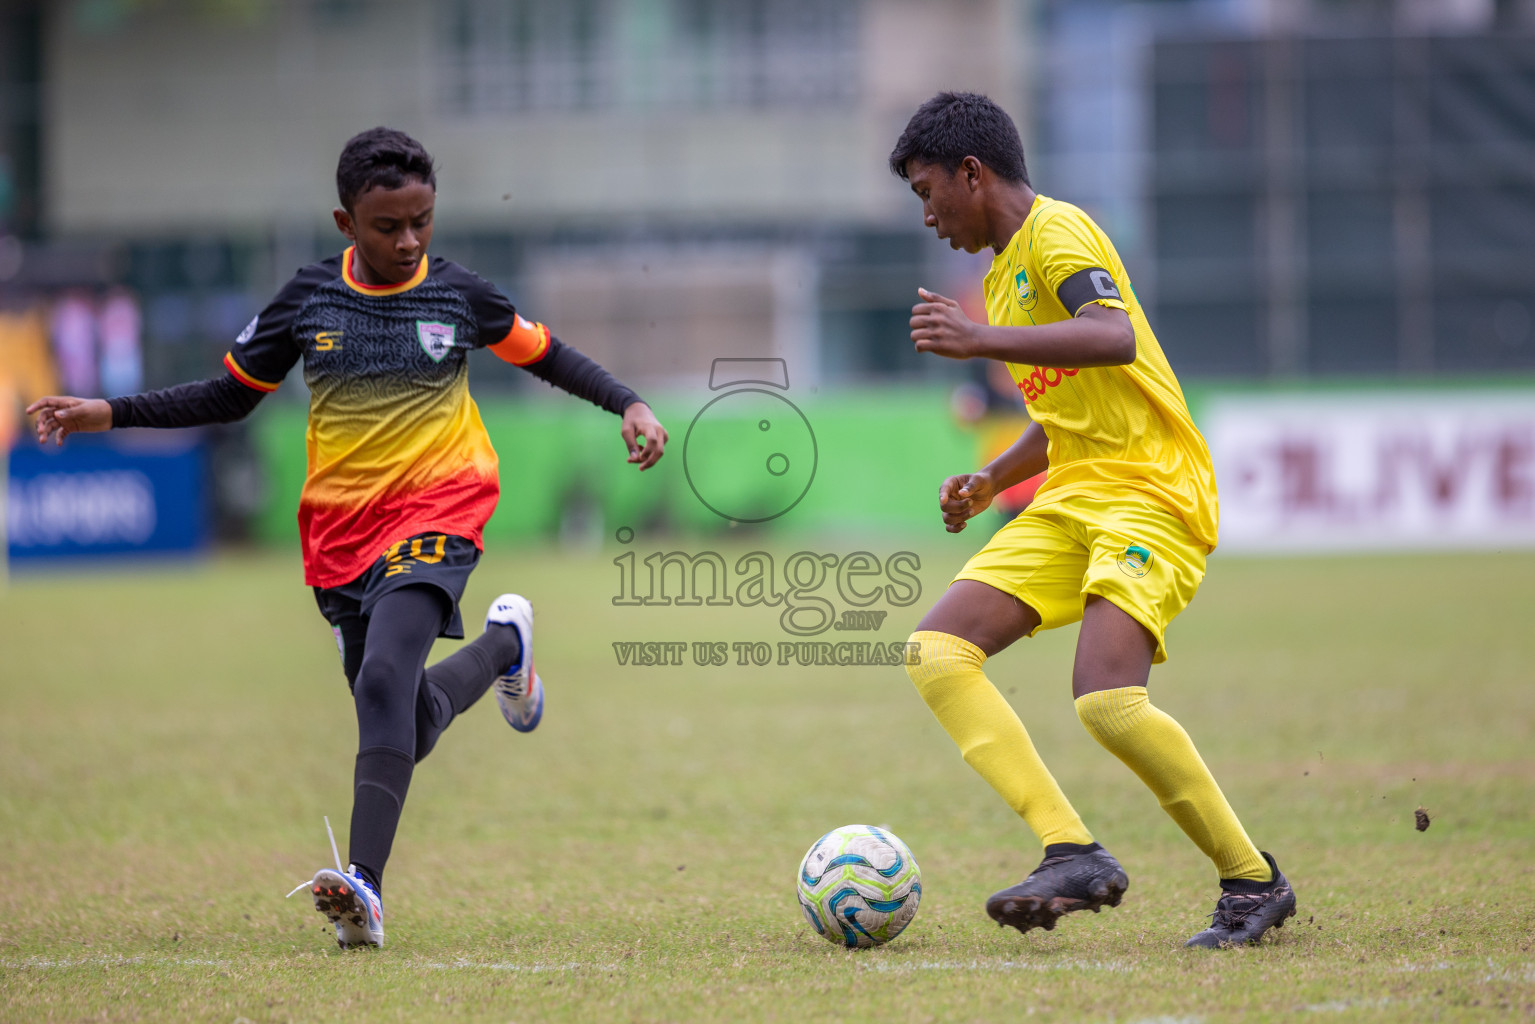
[1386, 957, 1535, 980]
[2, 954, 1133, 975]
[856, 958, 1135, 974]
[1480, 965, 1535, 983]
[3, 955, 236, 970]
[1301, 997, 1397, 1013]
[420, 960, 624, 973]
[1387, 960, 1457, 973]
[1, 954, 626, 974]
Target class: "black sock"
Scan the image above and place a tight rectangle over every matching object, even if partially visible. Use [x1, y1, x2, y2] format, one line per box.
[412, 625, 522, 760]
[427, 624, 521, 714]
[1044, 841, 1103, 858]
[348, 745, 415, 895]
[414, 682, 454, 762]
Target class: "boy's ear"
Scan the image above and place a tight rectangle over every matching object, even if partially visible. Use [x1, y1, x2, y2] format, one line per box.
[333, 207, 357, 241]
[963, 155, 984, 192]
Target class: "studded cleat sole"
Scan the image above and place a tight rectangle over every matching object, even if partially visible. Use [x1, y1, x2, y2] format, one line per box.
[310, 869, 377, 948]
[986, 874, 1128, 933]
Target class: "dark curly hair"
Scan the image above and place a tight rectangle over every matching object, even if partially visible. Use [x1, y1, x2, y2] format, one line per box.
[888, 91, 1029, 185]
[335, 127, 437, 210]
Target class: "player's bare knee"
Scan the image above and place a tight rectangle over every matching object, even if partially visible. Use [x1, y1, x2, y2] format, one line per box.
[1074, 598, 1155, 695]
[916, 581, 1039, 657]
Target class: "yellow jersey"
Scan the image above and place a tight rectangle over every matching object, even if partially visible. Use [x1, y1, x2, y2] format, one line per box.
[982, 195, 1218, 550]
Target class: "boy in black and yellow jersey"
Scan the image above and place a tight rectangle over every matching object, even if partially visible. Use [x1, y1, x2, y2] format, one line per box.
[889, 92, 1295, 948]
[29, 128, 668, 949]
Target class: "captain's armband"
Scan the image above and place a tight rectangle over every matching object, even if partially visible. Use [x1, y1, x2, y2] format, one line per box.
[489, 314, 552, 366]
[1057, 267, 1126, 316]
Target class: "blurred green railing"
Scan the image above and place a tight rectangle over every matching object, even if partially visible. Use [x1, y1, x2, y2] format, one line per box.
[250, 388, 979, 544]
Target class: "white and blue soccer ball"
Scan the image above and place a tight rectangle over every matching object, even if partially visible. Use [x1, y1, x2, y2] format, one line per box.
[796, 824, 922, 948]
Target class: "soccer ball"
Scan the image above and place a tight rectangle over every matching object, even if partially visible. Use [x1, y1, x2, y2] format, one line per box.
[795, 824, 922, 948]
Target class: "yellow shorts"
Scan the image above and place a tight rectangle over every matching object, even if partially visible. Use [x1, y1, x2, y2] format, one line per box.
[952, 495, 1207, 663]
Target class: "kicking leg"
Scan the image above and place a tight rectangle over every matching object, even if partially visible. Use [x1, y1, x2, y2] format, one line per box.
[413, 602, 524, 762]
[907, 581, 1126, 933]
[908, 581, 1090, 847]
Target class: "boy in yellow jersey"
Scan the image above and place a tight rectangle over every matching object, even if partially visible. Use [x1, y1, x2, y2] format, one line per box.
[888, 92, 1296, 948]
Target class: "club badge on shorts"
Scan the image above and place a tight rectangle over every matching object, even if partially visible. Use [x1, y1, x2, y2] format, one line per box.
[1116, 543, 1154, 578]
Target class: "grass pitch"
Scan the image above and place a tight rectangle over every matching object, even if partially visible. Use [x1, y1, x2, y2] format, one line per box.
[1, 539, 1533, 1022]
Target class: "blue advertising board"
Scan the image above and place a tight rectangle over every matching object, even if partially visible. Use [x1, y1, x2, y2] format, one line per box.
[6, 432, 207, 563]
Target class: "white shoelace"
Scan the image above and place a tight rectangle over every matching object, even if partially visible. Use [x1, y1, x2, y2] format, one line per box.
[284, 815, 347, 899]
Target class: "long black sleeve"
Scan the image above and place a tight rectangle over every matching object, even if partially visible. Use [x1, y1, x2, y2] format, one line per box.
[108, 374, 267, 429]
[522, 337, 643, 415]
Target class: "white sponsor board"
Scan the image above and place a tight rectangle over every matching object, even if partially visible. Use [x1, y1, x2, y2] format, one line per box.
[1205, 391, 1535, 552]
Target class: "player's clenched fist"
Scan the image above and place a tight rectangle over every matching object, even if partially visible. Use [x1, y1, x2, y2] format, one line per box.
[26, 396, 112, 446]
[938, 471, 996, 533]
[910, 287, 981, 359]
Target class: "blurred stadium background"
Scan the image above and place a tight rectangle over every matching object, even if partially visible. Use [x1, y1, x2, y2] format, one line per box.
[1, 0, 1534, 563]
[3, 6, 1534, 1018]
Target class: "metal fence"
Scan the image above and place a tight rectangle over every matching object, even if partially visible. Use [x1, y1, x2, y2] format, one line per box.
[1149, 31, 1535, 378]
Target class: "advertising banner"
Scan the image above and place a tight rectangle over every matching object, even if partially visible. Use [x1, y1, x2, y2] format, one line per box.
[1204, 391, 1535, 552]
[6, 432, 207, 563]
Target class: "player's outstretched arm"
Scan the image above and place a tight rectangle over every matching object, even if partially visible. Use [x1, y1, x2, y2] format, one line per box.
[936, 421, 1048, 534]
[461, 267, 669, 468]
[27, 396, 111, 446]
[620, 402, 668, 470]
[911, 288, 1135, 368]
[493, 327, 668, 470]
[28, 374, 268, 447]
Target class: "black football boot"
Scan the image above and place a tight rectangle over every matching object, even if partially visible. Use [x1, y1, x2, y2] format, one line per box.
[1185, 851, 1297, 948]
[985, 842, 1129, 934]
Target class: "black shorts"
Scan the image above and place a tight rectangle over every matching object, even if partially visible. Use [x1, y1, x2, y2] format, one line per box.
[313, 531, 480, 646]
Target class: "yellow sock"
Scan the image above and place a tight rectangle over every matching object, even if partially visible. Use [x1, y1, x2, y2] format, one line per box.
[1075, 686, 1269, 881]
[906, 631, 1093, 848]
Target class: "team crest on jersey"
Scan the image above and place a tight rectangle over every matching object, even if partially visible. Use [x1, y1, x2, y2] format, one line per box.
[1116, 543, 1154, 579]
[417, 321, 456, 362]
[1014, 268, 1037, 310]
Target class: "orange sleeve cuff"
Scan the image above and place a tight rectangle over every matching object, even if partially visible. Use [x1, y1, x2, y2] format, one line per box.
[489, 314, 551, 366]
[223, 352, 281, 392]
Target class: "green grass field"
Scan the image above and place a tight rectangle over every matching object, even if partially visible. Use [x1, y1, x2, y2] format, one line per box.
[2, 540, 1532, 1022]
